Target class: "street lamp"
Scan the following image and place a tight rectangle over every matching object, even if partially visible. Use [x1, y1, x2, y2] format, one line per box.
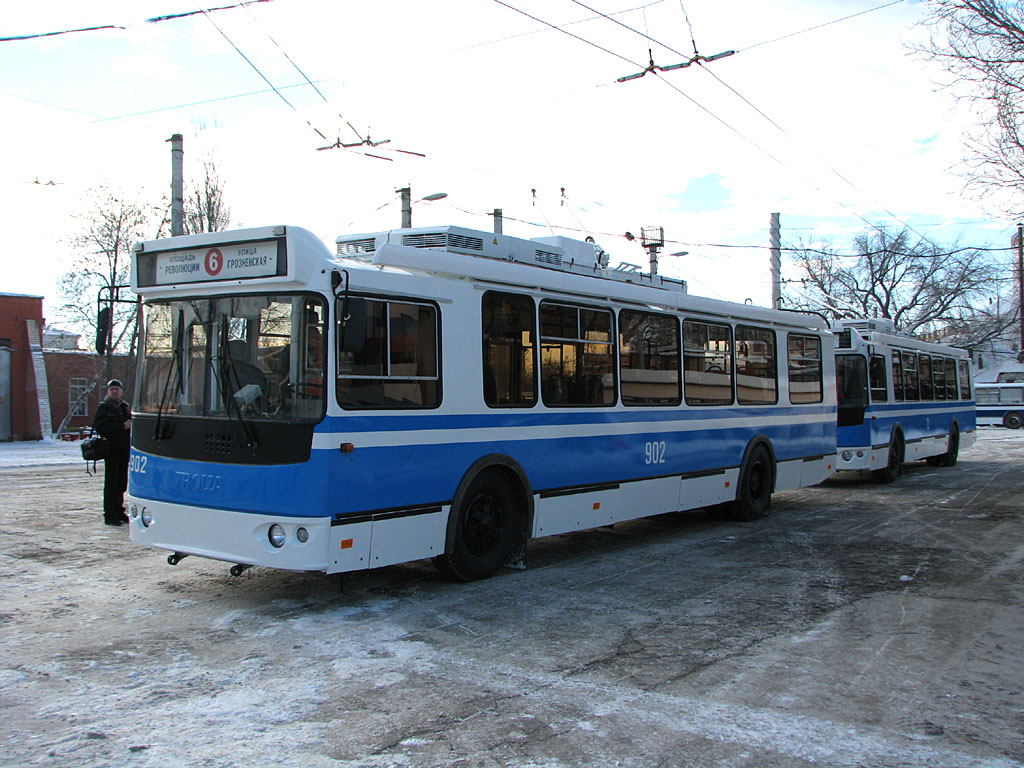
[398, 187, 448, 228]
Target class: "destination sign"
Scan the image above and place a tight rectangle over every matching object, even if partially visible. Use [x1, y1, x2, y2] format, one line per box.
[154, 240, 280, 285]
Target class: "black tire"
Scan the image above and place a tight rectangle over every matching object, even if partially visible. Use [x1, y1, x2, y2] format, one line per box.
[729, 444, 774, 522]
[434, 471, 520, 581]
[1004, 411, 1023, 430]
[936, 424, 960, 467]
[872, 431, 904, 484]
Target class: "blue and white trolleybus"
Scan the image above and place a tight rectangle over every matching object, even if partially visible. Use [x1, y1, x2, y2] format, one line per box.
[833, 318, 975, 482]
[126, 224, 838, 579]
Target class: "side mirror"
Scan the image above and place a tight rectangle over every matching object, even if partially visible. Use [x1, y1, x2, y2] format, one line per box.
[96, 307, 111, 355]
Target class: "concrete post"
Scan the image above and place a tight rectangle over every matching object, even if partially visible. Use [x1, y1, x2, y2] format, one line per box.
[169, 134, 184, 236]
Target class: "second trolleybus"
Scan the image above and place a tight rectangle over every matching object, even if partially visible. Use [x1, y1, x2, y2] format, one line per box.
[833, 318, 975, 482]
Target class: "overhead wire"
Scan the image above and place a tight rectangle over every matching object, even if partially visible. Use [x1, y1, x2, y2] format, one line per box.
[0, 1, 276, 42]
[456, 0, 665, 52]
[559, 0, 944, 246]
[90, 80, 328, 123]
[190, 0, 300, 114]
[442, 201, 1012, 260]
[741, 0, 906, 53]
[491, 0, 643, 69]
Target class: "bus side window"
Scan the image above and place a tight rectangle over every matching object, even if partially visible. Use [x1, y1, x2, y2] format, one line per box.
[336, 297, 440, 409]
[958, 360, 971, 400]
[683, 320, 733, 406]
[736, 325, 777, 405]
[945, 358, 958, 400]
[787, 334, 822, 404]
[892, 351, 904, 402]
[482, 292, 536, 407]
[539, 302, 615, 406]
[933, 356, 947, 401]
[619, 310, 681, 406]
[1000, 386, 1024, 404]
[869, 354, 888, 402]
[919, 355, 933, 400]
[903, 352, 920, 401]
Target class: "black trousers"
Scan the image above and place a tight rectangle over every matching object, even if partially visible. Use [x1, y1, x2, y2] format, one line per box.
[103, 449, 130, 518]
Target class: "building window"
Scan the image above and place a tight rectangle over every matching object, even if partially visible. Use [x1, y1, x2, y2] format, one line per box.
[69, 377, 89, 417]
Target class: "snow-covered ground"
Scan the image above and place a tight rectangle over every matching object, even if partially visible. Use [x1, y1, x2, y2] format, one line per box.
[2, 430, 1024, 767]
[0, 437, 86, 468]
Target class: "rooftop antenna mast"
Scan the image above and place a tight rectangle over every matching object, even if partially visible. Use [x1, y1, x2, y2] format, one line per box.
[641, 226, 664, 276]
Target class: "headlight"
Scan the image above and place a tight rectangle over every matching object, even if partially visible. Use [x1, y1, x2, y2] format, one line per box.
[268, 524, 286, 548]
[141, 507, 153, 527]
[130, 504, 138, 519]
[296, 527, 309, 543]
[841, 451, 853, 461]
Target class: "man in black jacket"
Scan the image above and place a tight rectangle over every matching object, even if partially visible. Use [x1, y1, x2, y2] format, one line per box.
[92, 379, 132, 526]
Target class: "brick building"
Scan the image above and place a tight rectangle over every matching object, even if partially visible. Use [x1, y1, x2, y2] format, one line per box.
[0, 293, 133, 441]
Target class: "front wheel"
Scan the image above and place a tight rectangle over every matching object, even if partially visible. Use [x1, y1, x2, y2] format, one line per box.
[729, 444, 774, 522]
[873, 431, 904, 484]
[434, 471, 520, 581]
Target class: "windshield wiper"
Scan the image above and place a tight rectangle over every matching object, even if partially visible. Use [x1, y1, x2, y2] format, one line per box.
[153, 311, 185, 440]
[215, 319, 259, 451]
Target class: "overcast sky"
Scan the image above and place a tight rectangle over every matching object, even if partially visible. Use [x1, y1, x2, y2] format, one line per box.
[1, 0, 1013, 325]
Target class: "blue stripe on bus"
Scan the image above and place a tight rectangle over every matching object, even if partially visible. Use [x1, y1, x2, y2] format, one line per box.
[130, 413, 835, 519]
[836, 402, 975, 448]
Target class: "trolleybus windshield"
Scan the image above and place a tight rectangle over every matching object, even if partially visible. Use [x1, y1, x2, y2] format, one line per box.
[138, 293, 326, 423]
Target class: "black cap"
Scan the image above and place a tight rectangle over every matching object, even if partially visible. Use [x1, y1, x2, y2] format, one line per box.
[106, 379, 123, 389]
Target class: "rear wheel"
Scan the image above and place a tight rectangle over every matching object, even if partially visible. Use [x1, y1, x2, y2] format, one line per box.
[729, 444, 774, 522]
[1004, 411, 1023, 430]
[873, 431, 904, 484]
[434, 471, 520, 581]
[936, 424, 960, 467]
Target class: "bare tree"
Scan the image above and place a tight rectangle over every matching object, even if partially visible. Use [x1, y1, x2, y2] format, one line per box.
[184, 159, 231, 234]
[783, 226, 1014, 348]
[915, 1, 1024, 216]
[58, 187, 154, 355]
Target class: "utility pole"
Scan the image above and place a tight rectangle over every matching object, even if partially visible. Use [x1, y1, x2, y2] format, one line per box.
[169, 134, 184, 236]
[399, 187, 412, 229]
[770, 212, 782, 310]
[397, 187, 447, 228]
[1017, 223, 1023, 353]
[491, 208, 503, 235]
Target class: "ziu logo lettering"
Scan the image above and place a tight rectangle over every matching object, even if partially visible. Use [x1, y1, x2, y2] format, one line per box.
[173, 472, 223, 493]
